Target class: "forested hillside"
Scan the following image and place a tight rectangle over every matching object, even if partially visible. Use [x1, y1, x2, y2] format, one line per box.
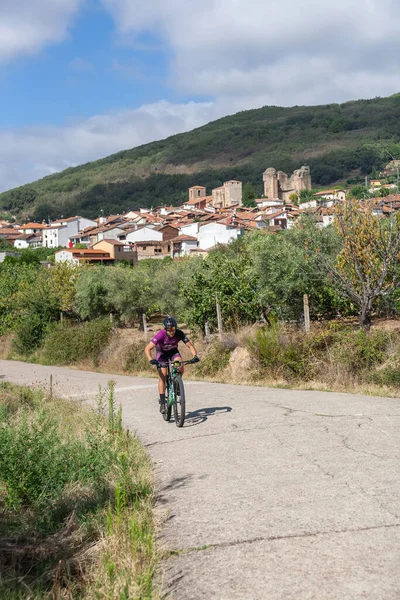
[2, 94, 400, 220]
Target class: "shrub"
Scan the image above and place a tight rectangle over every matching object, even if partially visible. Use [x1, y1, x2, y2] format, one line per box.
[124, 341, 152, 373]
[0, 391, 113, 527]
[12, 313, 45, 355]
[330, 329, 390, 375]
[195, 339, 232, 377]
[247, 325, 313, 380]
[40, 318, 113, 366]
[367, 365, 400, 388]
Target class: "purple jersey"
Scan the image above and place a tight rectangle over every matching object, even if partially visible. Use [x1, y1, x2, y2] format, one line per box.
[151, 328, 189, 354]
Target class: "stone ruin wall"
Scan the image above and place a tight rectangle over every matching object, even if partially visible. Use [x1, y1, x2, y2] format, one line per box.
[263, 166, 311, 202]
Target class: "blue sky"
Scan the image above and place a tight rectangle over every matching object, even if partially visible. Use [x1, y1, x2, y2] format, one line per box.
[1, 0, 400, 192]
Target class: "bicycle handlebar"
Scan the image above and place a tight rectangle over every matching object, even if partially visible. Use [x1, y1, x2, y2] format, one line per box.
[155, 359, 198, 368]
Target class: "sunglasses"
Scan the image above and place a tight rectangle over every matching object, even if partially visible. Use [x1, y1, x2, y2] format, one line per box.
[165, 327, 176, 332]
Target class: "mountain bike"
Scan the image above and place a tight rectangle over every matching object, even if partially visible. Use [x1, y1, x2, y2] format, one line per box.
[156, 359, 196, 427]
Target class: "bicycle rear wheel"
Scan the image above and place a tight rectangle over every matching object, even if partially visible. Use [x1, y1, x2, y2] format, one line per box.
[163, 380, 172, 422]
[173, 375, 186, 427]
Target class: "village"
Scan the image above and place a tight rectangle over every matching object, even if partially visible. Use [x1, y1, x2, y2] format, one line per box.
[1, 165, 399, 265]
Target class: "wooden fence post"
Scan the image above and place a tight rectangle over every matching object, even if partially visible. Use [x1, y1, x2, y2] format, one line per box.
[303, 294, 310, 333]
[142, 313, 148, 338]
[216, 297, 223, 339]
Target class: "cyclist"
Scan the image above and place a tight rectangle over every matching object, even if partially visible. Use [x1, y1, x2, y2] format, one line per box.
[144, 316, 199, 413]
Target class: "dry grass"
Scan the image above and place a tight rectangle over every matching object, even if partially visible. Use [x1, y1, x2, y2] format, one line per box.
[74, 323, 400, 398]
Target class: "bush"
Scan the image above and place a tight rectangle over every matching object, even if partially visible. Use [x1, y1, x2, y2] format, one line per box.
[12, 313, 45, 356]
[330, 329, 390, 375]
[195, 339, 232, 377]
[40, 318, 113, 366]
[367, 365, 400, 388]
[124, 341, 153, 373]
[248, 325, 313, 380]
[0, 388, 113, 527]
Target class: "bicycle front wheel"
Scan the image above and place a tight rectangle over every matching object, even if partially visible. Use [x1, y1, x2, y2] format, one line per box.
[173, 375, 186, 428]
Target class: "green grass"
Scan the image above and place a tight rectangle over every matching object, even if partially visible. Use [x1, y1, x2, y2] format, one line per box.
[0, 381, 159, 599]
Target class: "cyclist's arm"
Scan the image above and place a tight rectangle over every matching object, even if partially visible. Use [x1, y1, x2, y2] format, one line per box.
[144, 341, 156, 362]
[184, 339, 198, 358]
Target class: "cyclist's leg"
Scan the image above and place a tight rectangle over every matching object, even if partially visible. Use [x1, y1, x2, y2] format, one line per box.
[156, 352, 168, 412]
[171, 351, 183, 374]
[158, 368, 167, 395]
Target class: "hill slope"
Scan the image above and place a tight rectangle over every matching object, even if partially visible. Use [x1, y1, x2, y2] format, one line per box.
[2, 94, 400, 220]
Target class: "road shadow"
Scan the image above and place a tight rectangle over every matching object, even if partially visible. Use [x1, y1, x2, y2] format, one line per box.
[157, 474, 194, 506]
[184, 406, 232, 427]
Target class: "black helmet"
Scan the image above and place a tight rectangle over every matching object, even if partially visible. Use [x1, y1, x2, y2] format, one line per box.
[163, 316, 177, 329]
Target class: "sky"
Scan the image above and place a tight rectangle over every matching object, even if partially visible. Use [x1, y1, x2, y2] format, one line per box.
[1, 0, 400, 192]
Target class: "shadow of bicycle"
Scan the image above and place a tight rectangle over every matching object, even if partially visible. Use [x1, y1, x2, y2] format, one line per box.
[184, 406, 232, 427]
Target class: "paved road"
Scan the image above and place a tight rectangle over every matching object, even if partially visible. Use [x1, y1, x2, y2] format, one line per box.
[1, 360, 399, 599]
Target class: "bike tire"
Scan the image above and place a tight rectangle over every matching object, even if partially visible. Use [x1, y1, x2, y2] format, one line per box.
[173, 375, 186, 427]
[163, 380, 172, 422]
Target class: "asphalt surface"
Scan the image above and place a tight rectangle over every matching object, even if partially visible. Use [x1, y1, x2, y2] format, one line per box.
[1, 360, 399, 599]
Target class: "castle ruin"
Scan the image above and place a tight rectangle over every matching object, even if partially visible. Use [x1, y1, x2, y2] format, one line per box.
[263, 166, 311, 202]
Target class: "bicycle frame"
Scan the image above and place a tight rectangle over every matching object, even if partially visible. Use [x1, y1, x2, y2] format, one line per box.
[157, 359, 192, 407]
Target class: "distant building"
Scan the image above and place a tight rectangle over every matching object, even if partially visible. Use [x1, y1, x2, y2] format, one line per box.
[14, 234, 42, 250]
[211, 181, 243, 209]
[92, 239, 137, 264]
[55, 248, 114, 265]
[43, 216, 97, 248]
[263, 166, 311, 202]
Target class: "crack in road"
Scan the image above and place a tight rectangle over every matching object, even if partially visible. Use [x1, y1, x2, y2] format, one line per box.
[169, 522, 400, 556]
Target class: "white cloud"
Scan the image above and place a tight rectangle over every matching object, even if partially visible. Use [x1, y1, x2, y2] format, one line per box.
[2, 0, 400, 193]
[0, 100, 222, 192]
[0, 0, 83, 62]
[101, 0, 400, 106]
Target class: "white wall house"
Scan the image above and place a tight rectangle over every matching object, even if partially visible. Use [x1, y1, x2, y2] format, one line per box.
[299, 200, 318, 210]
[125, 226, 162, 243]
[14, 234, 42, 249]
[256, 199, 284, 209]
[94, 226, 124, 244]
[43, 216, 96, 248]
[171, 235, 198, 257]
[198, 221, 244, 250]
[54, 249, 80, 265]
[313, 190, 346, 206]
[179, 222, 200, 238]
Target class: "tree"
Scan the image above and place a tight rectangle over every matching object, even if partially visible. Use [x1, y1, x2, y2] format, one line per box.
[249, 219, 345, 322]
[326, 199, 400, 329]
[379, 187, 391, 197]
[242, 183, 257, 208]
[349, 185, 371, 200]
[298, 189, 319, 203]
[184, 239, 261, 331]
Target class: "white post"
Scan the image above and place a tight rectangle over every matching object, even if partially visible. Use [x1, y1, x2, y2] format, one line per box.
[303, 294, 310, 333]
[142, 313, 148, 338]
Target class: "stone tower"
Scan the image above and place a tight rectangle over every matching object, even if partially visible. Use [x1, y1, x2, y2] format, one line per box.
[211, 180, 243, 209]
[188, 186, 207, 201]
[263, 166, 311, 202]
